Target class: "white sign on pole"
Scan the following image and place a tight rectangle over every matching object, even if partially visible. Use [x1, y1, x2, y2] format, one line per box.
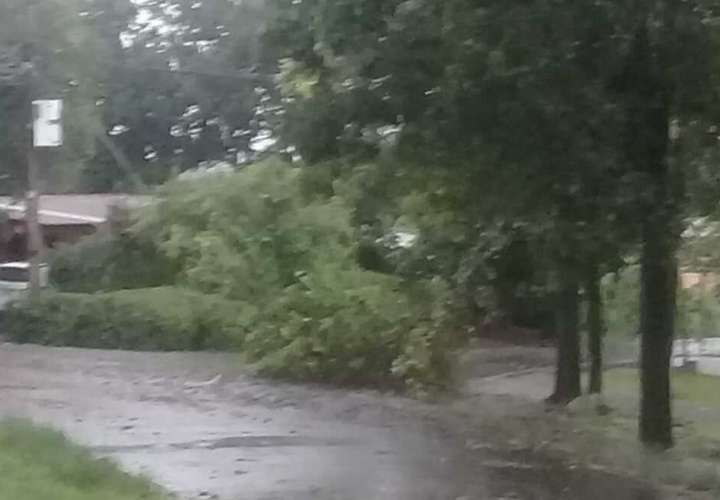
[32, 99, 63, 148]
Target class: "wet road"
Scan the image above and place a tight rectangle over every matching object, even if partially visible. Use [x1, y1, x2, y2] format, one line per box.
[0, 344, 659, 500]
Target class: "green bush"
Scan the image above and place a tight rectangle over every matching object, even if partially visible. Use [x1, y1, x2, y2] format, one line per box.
[4, 288, 250, 351]
[134, 160, 355, 303]
[50, 232, 178, 293]
[129, 160, 456, 389]
[245, 264, 452, 391]
[14, 160, 456, 391]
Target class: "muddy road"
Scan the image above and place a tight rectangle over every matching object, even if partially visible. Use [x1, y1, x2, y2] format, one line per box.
[0, 344, 659, 500]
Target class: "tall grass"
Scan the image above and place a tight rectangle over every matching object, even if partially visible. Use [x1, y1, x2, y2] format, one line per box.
[0, 420, 167, 500]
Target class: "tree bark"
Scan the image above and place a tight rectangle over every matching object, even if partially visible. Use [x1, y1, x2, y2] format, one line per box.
[639, 213, 676, 449]
[636, 70, 677, 450]
[620, 18, 679, 450]
[586, 261, 604, 395]
[549, 271, 581, 405]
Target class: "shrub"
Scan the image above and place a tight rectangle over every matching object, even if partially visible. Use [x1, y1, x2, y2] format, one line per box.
[4, 288, 250, 351]
[133, 160, 355, 303]
[20, 160, 457, 392]
[244, 263, 452, 391]
[50, 233, 178, 293]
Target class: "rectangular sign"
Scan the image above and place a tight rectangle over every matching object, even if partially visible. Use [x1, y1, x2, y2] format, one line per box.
[33, 99, 63, 148]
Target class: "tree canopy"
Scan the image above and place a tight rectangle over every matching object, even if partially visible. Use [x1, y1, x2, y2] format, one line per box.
[265, 0, 720, 447]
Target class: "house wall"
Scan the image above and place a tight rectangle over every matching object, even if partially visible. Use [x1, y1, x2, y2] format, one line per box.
[680, 272, 720, 293]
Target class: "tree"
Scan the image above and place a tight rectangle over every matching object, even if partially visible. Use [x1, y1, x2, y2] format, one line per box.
[82, 0, 275, 192]
[610, 0, 718, 449]
[266, 0, 720, 444]
[586, 258, 606, 395]
[0, 0, 277, 194]
[267, 0, 636, 405]
[0, 0, 108, 194]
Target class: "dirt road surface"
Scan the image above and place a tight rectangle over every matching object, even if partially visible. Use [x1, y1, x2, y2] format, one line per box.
[0, 344, 659, 500]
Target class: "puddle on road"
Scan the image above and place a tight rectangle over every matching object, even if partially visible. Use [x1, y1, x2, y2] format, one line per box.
[93, 434, 357, 454]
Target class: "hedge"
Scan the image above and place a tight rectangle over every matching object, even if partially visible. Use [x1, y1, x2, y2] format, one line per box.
[8, 163, 458, 392]
[49, 233, 178, 293]
[3, 287, 251, 351]
[244, 265, 453, 390]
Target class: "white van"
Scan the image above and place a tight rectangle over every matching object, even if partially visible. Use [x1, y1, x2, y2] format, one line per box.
[0, 262, 49, 309]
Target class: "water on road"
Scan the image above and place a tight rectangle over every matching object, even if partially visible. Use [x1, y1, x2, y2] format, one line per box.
[0, 344, 659, 500]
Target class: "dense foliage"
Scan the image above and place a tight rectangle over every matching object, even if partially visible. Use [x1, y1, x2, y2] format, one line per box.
[43, 161, 454, 390]
[246, 264, 451, 389]
[137, 162, 453, 389]
[262, 0, 720, 446]
[49, 233, 178, 292]
[84, 0, 277, 191]
[4, 288, 247, 351]
[135, 161, 355, 301]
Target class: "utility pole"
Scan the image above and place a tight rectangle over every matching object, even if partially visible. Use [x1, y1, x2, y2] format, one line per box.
[27, 99, 62, 297]
[27, 147, 42, 296]
[25, 2, 41, 298]
[24, 3, 62, 297]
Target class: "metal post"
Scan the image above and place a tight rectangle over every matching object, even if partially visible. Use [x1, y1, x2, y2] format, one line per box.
[25, 28, 43, 298]
[26, 190, 42, 296]
[27, 122, 43, 298]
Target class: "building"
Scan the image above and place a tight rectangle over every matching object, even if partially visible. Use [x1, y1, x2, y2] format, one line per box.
[0, 194, 151, 262]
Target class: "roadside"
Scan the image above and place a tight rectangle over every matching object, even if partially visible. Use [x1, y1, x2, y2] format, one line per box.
[455, 341, 720, 499]
[0, 342, 665, 500]
[0, 419, 166, 500]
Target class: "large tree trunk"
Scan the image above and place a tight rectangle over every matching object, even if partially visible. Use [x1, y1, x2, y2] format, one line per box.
[549, 272, 581, 405]
[639, 212, 677, 449]
[620, 19, 679, 450]
[636, 71, 678, 450]
[586, 261, 604, 395]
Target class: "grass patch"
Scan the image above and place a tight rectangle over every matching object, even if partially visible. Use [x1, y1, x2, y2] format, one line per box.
[458, 367, 720, 495]
[606, 368, 720, 409]
[0, 420, 167, 500]
[557, 369, 720, 494]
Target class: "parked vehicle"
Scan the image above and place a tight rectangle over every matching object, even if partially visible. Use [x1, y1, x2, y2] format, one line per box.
[0, 262, 49, 310]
